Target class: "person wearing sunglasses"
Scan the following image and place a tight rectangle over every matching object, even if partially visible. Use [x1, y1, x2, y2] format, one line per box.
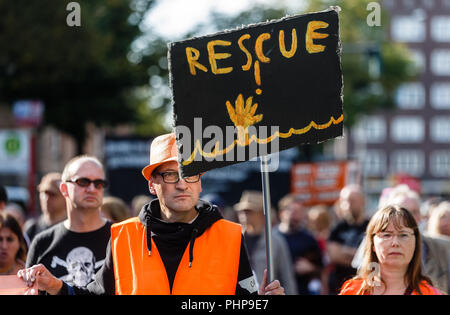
[23, 155, 112, 290]
[19, 133, 284, 295]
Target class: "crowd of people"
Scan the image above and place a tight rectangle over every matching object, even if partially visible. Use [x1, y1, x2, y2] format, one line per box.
[1, 132, 449, 295]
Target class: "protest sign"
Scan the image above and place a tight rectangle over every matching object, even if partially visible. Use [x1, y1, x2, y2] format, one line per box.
[169, 7, 343, 177]
[291, 160, 360, 206]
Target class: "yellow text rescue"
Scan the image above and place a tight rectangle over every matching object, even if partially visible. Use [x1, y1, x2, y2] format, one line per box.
[185, 20, 330, 77]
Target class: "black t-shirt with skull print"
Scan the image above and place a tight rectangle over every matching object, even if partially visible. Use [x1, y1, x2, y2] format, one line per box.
[26, 221, 112, 289]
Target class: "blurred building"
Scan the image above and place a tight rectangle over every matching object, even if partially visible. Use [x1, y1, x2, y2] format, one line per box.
[347, 0, 450, 211]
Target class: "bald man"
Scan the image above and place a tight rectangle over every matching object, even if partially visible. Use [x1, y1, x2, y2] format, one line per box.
[327, 184, 369, 294]
[25, 155, 112, 290]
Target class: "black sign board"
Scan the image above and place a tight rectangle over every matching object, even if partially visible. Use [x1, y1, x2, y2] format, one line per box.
[169, 8, 343, 177]
[104, 136, 151, 204]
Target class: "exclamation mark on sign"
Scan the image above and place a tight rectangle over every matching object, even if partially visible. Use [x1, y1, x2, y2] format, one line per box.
[254, 61, 262, 95]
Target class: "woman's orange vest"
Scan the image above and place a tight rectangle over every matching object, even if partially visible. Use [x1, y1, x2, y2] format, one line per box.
[339, 279, 442, 295]
[110, 217, 242, 295]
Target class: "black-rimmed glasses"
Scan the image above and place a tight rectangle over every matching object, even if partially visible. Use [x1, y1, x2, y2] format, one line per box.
[66, 177, 108, 189]
[156, 171, 200, 184]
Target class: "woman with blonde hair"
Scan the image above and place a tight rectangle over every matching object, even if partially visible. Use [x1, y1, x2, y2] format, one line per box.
[427, 201, 450, 238]
[339, 205, 442, 295]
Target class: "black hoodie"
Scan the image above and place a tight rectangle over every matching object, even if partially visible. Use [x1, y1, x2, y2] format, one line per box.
[65, 199, 257, 295]
[139, 198, 223, 289]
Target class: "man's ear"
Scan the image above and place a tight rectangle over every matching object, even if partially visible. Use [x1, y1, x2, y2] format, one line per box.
[60, 182, 69, 198]
[148, 179, 156, 196]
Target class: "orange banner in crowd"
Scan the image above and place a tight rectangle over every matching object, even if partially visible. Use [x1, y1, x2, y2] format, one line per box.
[290, 160, 360, 206]
[0, 275, 37, 295]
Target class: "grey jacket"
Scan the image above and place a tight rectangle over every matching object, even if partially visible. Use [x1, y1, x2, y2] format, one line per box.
[246, 228, 298, 295]
[422, 234, 450, 294]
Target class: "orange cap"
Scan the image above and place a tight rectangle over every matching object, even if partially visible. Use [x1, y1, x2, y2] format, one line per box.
[141, 133, 179, 181]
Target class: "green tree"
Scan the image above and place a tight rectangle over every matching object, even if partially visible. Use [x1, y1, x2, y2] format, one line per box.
[0, 0, 167, 152]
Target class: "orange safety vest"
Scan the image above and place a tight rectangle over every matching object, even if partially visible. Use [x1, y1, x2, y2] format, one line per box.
[110, 217, 242, 295]
[339, 279, 442, 295]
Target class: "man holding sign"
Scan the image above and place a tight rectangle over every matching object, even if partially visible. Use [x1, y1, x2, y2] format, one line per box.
[170, 6, 342, 284]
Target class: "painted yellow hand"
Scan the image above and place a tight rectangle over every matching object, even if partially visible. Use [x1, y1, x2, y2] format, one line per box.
[226, 94, 263, 128]
[226, 94, 263, 145]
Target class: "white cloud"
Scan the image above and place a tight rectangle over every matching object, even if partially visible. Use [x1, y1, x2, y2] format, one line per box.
[144, 0, 305, 39]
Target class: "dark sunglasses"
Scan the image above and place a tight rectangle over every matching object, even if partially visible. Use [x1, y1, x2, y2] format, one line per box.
[66, 177, 108, 189]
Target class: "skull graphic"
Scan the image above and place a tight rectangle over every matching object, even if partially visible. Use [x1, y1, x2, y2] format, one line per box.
[65, 247, 96, 287]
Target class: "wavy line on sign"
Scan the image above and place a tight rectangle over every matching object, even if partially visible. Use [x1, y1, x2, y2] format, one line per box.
[181, 114, 344, 166]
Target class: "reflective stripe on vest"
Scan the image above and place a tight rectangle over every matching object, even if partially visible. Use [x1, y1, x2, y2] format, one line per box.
[111, 217, 242, 295]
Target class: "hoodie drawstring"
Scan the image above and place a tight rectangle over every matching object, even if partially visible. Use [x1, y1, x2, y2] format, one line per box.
[188, 228, 198, 268]
[146, 215, 152, 256]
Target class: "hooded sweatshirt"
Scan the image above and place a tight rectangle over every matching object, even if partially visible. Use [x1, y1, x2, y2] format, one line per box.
[138, 198, 223, 289]
[64, 199, 257, 295]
